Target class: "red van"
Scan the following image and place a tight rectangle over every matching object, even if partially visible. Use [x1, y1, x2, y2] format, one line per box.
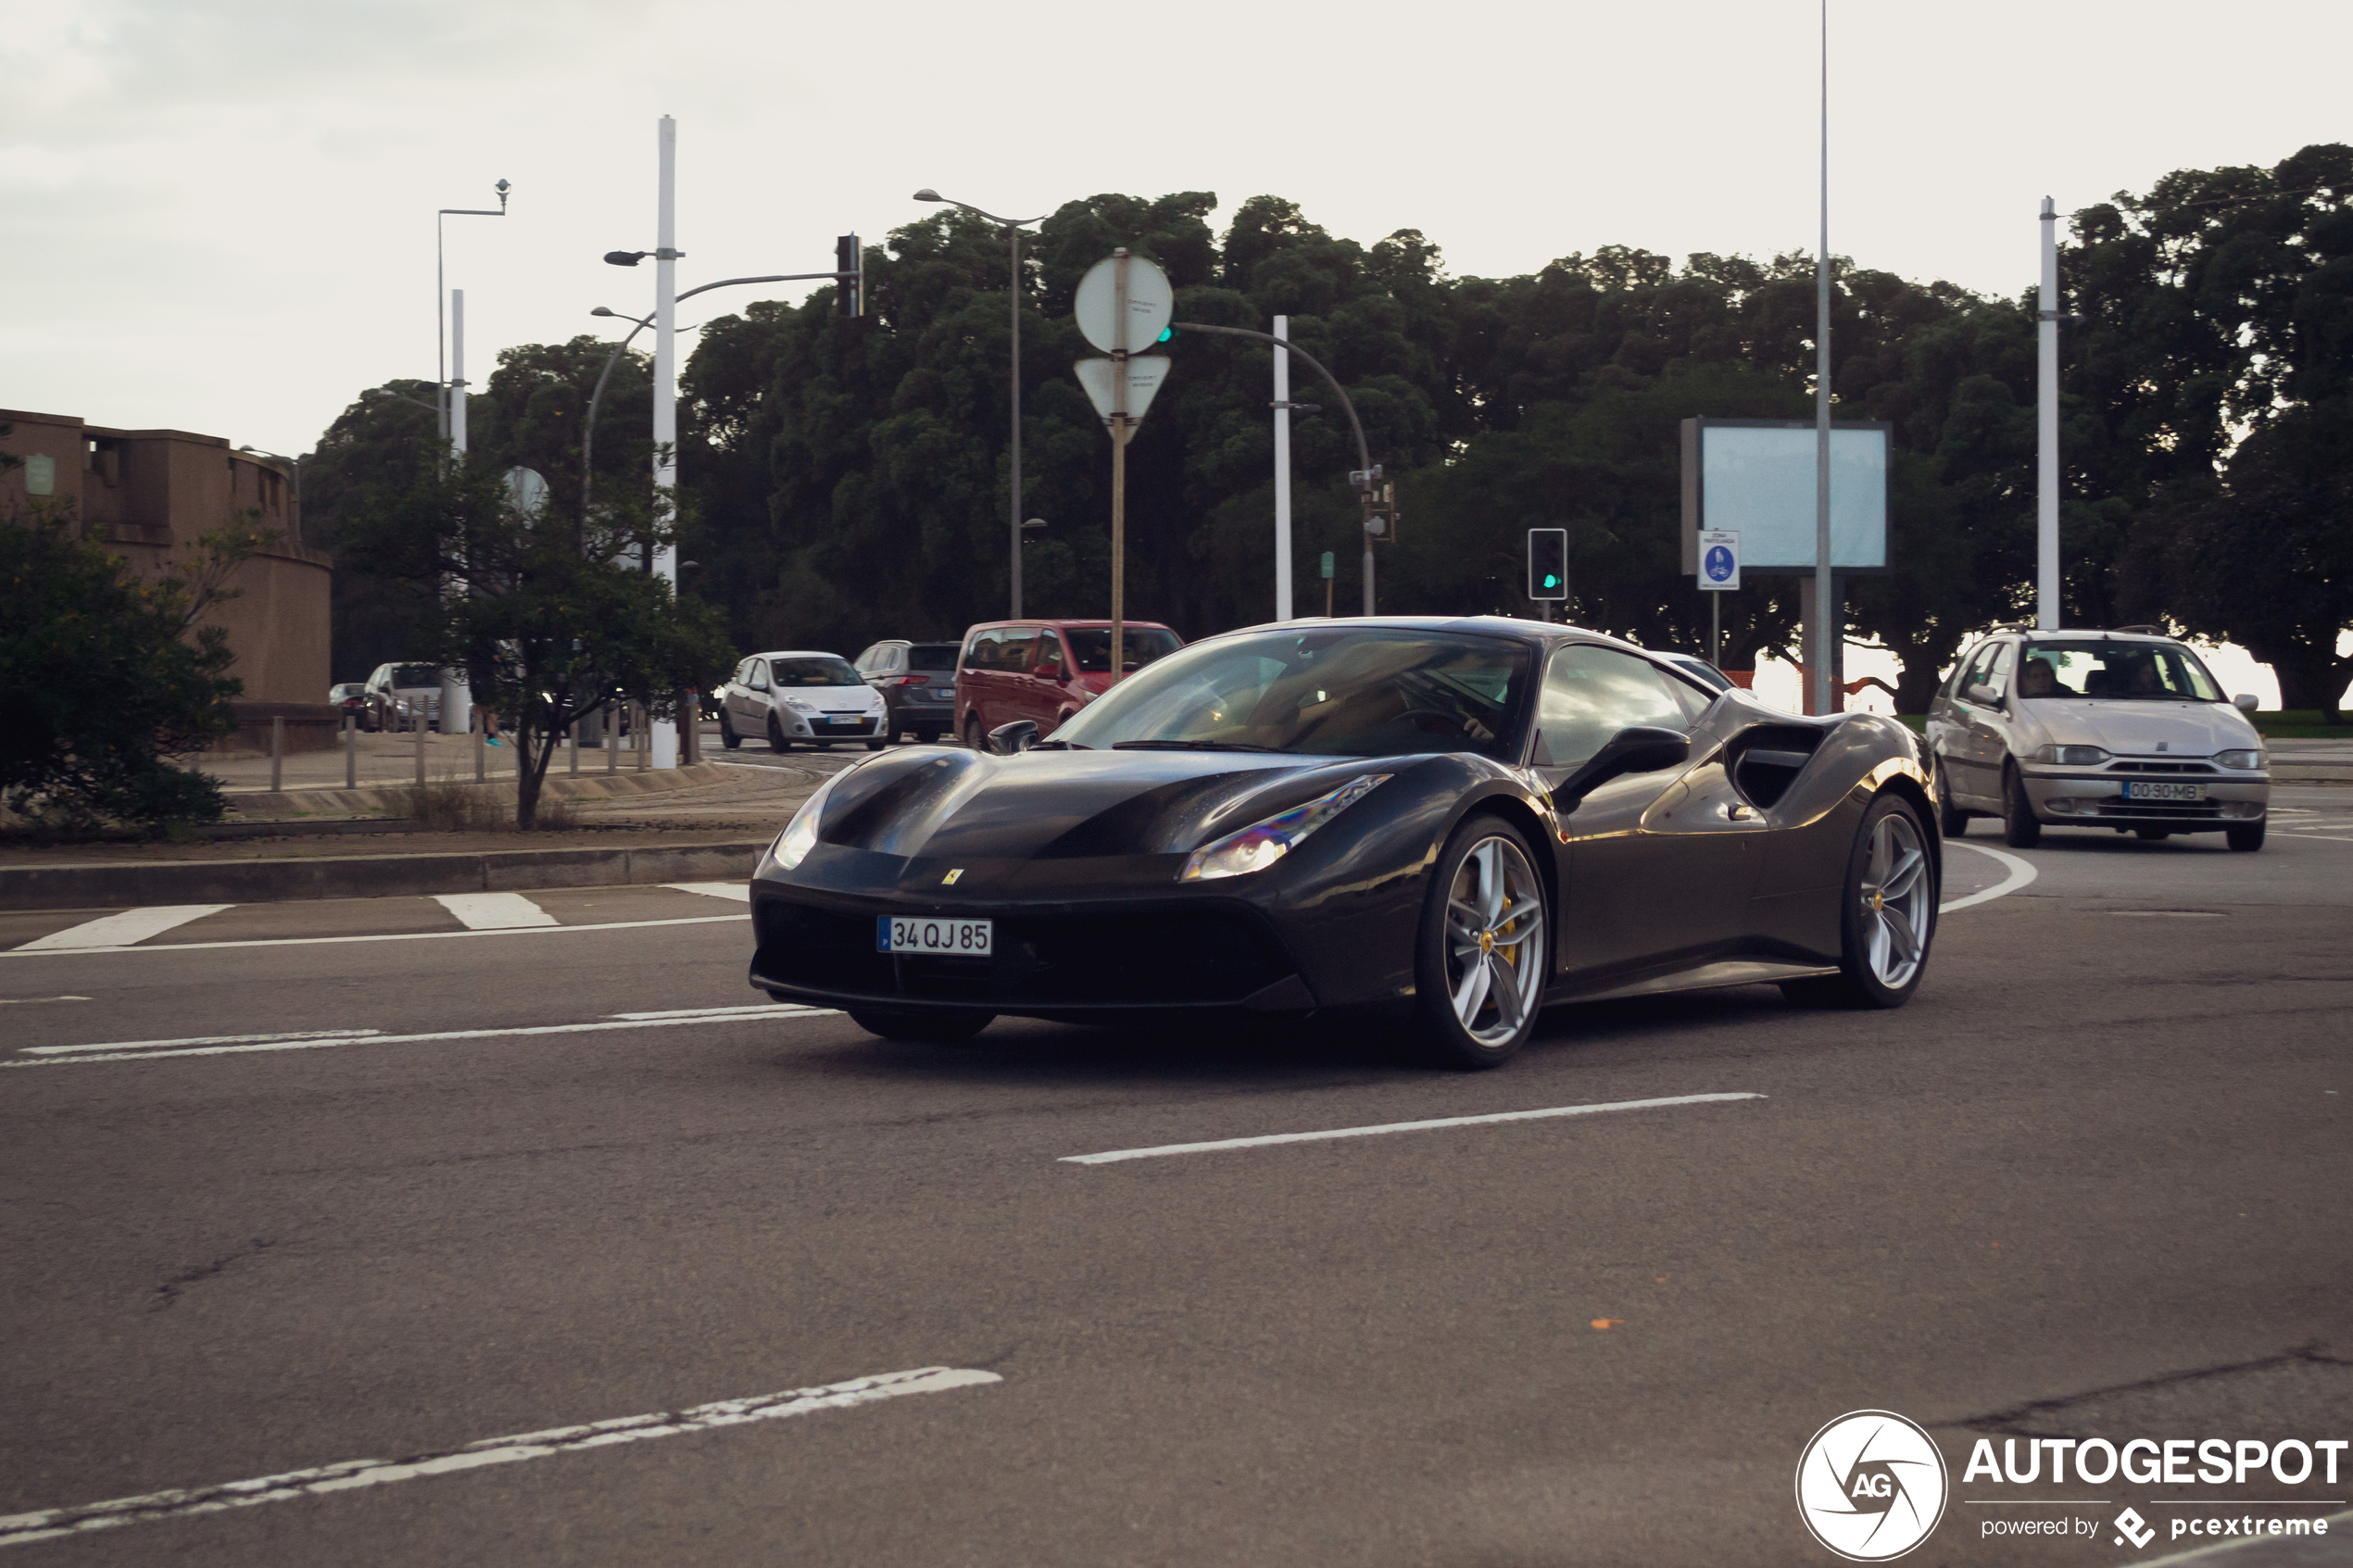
[954, 620, 1183, 746]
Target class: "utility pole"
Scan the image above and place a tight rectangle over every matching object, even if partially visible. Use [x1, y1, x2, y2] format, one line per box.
[2038, 195, 2060, 631]
[651, 115, 682, 769]
[1810, 0, 1835, 719]
[441, 289, 473, 738]
[1273, 313, 1293, 621]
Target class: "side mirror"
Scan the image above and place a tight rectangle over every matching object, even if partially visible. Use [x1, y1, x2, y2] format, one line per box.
[987, 719, 1039, 756]
[2233, 693, 2259, 713]
[1966, 682, 2001, 705]
[1552, 725, 1690, 813]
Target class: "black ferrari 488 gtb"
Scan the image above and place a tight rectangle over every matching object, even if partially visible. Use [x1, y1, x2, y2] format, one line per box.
[747, 618, 1940, 1068]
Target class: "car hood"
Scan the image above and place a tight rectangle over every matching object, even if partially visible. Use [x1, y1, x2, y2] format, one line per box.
[2020, 699, 2258, 756]
[814, 746, 1384, 862]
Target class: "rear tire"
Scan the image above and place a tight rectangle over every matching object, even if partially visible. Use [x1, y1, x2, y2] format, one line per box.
[963, 714, 984, 749]
[846, 1008, 993, 1043]
[1935, 757, 1968, 838]
[1410, 813, 1548, 1070]
[865, 738, 887, 751]
[913, 727, 942, 746]
[1780, 793, 1937, 1010]
[2227, 821, 2266, 852]
[2001, 762, 2042, 847]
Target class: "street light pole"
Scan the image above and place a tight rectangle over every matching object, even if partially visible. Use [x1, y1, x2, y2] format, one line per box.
[437, 181, 509, 447]
[1273, 313, 1292, 621]
[2037, 195, 2060, 631]
[1810, 0, 1836, 718]
[913, 190, 1045, 617]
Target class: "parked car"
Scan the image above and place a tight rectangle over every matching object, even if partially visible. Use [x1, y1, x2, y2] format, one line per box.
[717, 651, 888, 751]
[361, 662, 442, 733]
[748, 617, 1941, 1063]
[852, 639, 962, 745]
[954, 620, 1182, 748]
[1923, 627, 2269, 850]
[327, 683, 368, 727]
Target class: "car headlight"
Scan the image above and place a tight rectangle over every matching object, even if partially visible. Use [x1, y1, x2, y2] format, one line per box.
[783, 696, 819, 713]
[1178, 774, 1390, 883]
[768, 774, 843, 872]
[2031, 744, 2110, 766]
[2213, 748, 2264, 771]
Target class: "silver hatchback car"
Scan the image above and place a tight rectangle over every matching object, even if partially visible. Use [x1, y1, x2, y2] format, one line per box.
[1925, 629, 2269, 851]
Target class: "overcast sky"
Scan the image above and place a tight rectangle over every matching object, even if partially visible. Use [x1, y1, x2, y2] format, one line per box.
[6, 0, 2349, 461]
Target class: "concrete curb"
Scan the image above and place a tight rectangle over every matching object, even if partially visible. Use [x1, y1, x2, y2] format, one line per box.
[221, 762, 740, 821]
[0, 839, 771, 911]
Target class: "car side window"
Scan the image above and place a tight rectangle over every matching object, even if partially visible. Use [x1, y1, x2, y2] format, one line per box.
[851, 646, 876, 672]
[1539, 645, 1695, 768]
[1034, 634, 1067, 675]
[968, 629, 1001, 670]
[1000, 628, 1038, 671]
[749, 662, 770, 691]
[1982, 643, 2016, 696]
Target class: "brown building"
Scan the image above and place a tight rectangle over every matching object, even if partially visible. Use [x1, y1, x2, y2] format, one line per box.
[2, 408, 333, 748]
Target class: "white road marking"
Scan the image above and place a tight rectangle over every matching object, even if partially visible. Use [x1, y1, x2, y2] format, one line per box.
[609, 1003, 799, 1021]
[0, 1364, 1000, 1549]
[0, 995, 90, 1005]
[1939, 841, 2038, 913]
[432, 892, 558, 930]
[23, 1029, 383, 1058]
[2276, 832, 2353, 844]
[2108, 910, 2225, 919]
[1062, 1092, 1766, 1165]
[17, 906, 232, 952]
[5, 1007, 837, 1069]
[0, 911, 745, 958]
[663, 881, 752, 901]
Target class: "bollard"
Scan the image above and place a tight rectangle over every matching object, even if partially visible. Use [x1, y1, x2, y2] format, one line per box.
[414, 707, 426, 785]
[345, 712, 357, 789]
[474, 716, 485, 783]
[270, 715, 283, 794]
[636, 704, 648, 771]
[569, 719, 579, 776]
[607, 710, 618, 774]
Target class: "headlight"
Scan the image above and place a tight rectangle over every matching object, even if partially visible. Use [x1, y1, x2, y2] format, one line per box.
[2213, 748, 2264, 771]
[1178, 774, 1390, 883]
[783, 697, 818, 713]
[768, 775, 843, 872]
[2031, 744, 2110, 766]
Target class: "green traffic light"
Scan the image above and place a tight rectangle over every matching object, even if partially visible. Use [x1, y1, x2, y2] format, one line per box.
[1157, 327, 1174, 343]
[1542, 573, 1559, 588]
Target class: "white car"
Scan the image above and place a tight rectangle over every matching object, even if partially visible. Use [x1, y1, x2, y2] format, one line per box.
[717, 651, 888, 751]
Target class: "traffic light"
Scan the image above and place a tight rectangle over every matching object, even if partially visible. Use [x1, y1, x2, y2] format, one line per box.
[1528, 527, 1567, 600]
[835, 234, 862, 319]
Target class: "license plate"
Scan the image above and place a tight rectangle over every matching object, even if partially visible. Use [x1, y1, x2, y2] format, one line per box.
[877, 917, 992, 956]
[824, 718, 864, 728]
[2122, 781, 2206, 801]
[933, 688, 954, 700]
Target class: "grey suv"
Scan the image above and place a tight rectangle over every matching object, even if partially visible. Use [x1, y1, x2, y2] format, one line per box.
[1924, 629, 2269, 850]
[852, 639, 960, 745]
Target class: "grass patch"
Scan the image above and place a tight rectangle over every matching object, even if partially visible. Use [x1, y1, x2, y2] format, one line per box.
[2250, 710, 2349, 738]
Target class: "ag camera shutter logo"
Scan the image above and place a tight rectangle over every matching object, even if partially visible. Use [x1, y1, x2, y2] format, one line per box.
[1796, 1410, 1950, 1561]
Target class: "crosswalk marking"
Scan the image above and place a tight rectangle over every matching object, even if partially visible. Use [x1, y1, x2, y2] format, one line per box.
[17, 906, 233, 952]
[663, 882, 752, 902]
[432, 893, 559, 930]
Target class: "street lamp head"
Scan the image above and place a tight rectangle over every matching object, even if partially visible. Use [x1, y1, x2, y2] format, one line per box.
[604, 250, 648, 267]
[496, 178, 510, 195]
[590, 306, 619, 318]
[912, 188, 942, 203]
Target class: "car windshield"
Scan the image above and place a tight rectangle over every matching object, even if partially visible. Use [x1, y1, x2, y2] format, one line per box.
[1052, 627, 1532, 759]
[907, 645, 960, 671]
[2019, 641, 2222, 702]
[1063, 627, 1181, 673]
[770, 657, 863, 688]
[392, 664, 437, 687]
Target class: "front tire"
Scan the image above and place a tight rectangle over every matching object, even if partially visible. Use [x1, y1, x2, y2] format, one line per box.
[1780, 793, 1938, 1010]
[2227, 821, 2266, 852]
[767, 715, 792, 752]
[1936, 757, 1968, 838]
[864, 738, 887, 751]
[720, 711, 741, 750]
[913, 727, 942, 746]
[2001, 762, 2042, 847]
[1411, 814, 1548, 1069]
[963, 714, 984, 749]
[846, 1007, 993, 1043]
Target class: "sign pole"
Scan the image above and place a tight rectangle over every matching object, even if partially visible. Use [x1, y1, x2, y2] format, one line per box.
[2037, 195, 2060, 631]
[1711, 592, 1720, 670]
[1273, 313, 1292, 621]
[1811, 0, 1835, 717]
[1110, 249, 1128, 683]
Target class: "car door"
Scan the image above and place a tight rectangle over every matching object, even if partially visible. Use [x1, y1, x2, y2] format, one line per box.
[959, 629, 1000, 738]
[1954, 641, 2018, 802]
[1534, 645, 1753, 985]
[1027, 631, 1076, 731]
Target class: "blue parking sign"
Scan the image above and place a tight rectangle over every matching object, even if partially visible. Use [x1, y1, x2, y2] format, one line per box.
[1698, 529, 1741, 591]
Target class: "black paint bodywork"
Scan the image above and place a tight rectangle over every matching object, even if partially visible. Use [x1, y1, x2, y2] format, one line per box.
[747, 617, 1939, 1024]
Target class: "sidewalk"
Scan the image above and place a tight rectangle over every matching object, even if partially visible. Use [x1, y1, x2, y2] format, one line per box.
[2262, 738, 2353, 785]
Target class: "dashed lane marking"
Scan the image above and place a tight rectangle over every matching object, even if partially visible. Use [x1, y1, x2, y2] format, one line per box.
[1, 911, 744, 958]
[17, 906, 233, 951]
[1062, 1092, 1767, 1165]
[1938, 841, 2038, 913]
[4, 1006, 836, 1068]
[0, 1365, 1000, 1549]
[663, 882, 752, 901]
[432, 892, 559, 930]
[0, 995, 90, 1006]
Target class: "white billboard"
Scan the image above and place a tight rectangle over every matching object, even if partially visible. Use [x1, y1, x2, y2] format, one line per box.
[1680, 420, 1889, 572]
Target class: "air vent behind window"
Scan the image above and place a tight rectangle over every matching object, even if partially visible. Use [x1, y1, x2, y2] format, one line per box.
[1730, 726, 1824, 809]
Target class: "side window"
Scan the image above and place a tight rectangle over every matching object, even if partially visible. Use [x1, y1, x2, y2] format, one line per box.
[967, 629, 1001, 670]
[1539, 645, 1695, 768]
[850, 646, 875, 672]
[881, 647, 903, 672]
[1034, 634, 1067, 674]
[1957, 642, 2002, 695]
[749, 661, 771, 691]
[1984, 642, 2017, 695]
[1000, 628, 1038, 671]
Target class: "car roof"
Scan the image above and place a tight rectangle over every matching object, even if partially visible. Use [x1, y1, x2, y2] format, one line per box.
[1202, 613, 1667, 658]
[750, 649, 850, 660]
[963, 619, 1176, 632]
[1984, 628, 2183, 646]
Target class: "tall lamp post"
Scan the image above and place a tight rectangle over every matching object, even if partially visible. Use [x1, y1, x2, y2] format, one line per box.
[437, 181, 510, 445]
[912, 189, 1044, 618]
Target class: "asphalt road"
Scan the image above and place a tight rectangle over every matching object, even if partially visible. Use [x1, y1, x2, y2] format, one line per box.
[3, 793, 2348, 1566]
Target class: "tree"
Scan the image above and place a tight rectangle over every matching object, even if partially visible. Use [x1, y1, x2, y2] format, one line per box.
[341, 450, 734, 829]
[0, 436, 256, 828]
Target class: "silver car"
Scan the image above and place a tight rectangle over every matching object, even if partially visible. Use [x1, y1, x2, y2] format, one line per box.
[1925, 629, 2269, 850]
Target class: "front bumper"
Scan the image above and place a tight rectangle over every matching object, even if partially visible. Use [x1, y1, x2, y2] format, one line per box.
[780, 712, 882, 739]
[2022, 769, 2268, 830]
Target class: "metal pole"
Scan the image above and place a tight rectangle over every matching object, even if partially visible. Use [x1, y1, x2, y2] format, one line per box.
[1711, 593, 1720, 670]
[1009, 223, 1024, 619]
[651, 115, 682, 769]
[270, 715, 283, 794]
[1110, 249, 1128, 681]
[414, 708, 427, 785]
[437, 212, 447, 447]
[475, 721, 485, 783]
[442, 290, 474, 739]
[1811, 0, 1835, 717]
[1274, 313, 1293, 621]
[2038, 195, 2060, 631]
[345, 712, 357, 789]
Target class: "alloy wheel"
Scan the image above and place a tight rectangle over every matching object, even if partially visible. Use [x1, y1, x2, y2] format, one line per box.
[1857, 809, 1931, 989]
[1442, 835, 1546, 1047]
